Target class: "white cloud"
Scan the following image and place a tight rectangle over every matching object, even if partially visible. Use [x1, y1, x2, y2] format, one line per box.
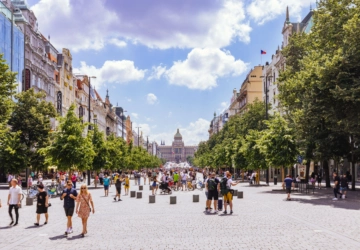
[147, 93, 157, 105]
[108, 38, 127, 48]
[132, 123, 151, 138]
[247, 0, 316, 25]
[126, 98, 132, 102]
[131, 113, 139, 119]
[31, 0, 251, 51]
[161, 48, 248, 90]
[147, 65, 167, 80]
[220, 102, 228, 112]
[73, 60, 146, 88]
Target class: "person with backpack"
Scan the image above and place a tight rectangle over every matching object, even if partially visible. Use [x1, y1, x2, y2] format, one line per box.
[205, 172, 220, 213]
[221, 171, 239, 215]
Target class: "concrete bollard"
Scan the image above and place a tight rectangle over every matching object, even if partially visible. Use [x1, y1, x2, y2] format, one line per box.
[237, 191, 243, 199]
[170, 196, 176, 204]
[130, 191, 136, 198]
[139, 185, 143, 191]
[193, 194, 199, 202]
[137, 192, 142, 199]
[149, 195, 155, 203]
[26, 197, 33, 206]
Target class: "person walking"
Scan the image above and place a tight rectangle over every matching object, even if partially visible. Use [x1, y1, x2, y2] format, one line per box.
[124, 175, 130, 195]
[8, 179, 22, 226]
[76, 184, 94, 237]
[7, 173, 13, 187]
[332, 172, 342, 201]
[282, 175, 294, 201]
[151, 176, 160, 195]
[60, 181, 78, 236]
[71, 173, 77, 189]
[340, 173, 348, 199]
[205, 172, 220, 213]
[103, 174, 111, 197]
[99, 172, 104, 185]
[221, 171, 239, 215]
[316, 173, 322, 189]
[34, 183, 49, 226]
[114, 174, 124, 201]
[27, 175, 33, 189]
[143, 171, 147, 185]
[181, 171, 187, 191]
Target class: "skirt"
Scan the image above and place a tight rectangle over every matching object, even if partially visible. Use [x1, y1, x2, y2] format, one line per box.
[36, 205, 48, 214]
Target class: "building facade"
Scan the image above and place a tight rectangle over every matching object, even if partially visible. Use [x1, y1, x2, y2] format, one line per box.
[158, 129, 197, 163]
[0, 0, 24, 93]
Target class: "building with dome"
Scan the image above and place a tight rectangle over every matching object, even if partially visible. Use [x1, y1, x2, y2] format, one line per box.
[158, 129, 197, 163]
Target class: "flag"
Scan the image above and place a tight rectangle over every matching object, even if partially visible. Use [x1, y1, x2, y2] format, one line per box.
[261, 50, 266, 55]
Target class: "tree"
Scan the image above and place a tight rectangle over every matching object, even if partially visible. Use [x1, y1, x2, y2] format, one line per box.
[7, 89, 56, 172]
[258, 114, 298, 181]
[40, 104, 95, 171]
[186, 156, 194, 166]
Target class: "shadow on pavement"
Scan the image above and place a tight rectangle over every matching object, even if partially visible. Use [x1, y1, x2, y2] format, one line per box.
[67, 234, 84, 240]
[0, 226, 12, 230]
[49, 235, 66, 241]
[25, 225, 41, 229]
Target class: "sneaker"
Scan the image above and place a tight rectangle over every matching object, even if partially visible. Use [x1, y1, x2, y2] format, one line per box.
[342, 195, 345, 199]
[214, 210, 218, 214]
[113, 198, 116, 201]
[118, 199, 122, 201]
[332, 198, 338, 201]
[9, 221, 14, 226]
[230, 210, 233, 215]
[223, 210, 227, 214]
[69, 228, 73, 234]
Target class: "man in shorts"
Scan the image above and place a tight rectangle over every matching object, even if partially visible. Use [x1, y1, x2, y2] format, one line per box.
[222, 171, 239, 214]
[60, 181, 78, 235]
[282, 174, 294, 201]
[205, 172, 220, 213]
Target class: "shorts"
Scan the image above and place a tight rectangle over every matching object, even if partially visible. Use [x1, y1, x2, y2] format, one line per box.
[125, 185, 129, 188]
[181, 180, 186, 185]
[286, 187, 291, 194]
[104, 185, 109, 190]
[116, 187, 121, 194]
[64, 207, 74, 217]
[207, 191, 219, 200]
[223, 192, 232, 202]
[340, 187, 347, 192]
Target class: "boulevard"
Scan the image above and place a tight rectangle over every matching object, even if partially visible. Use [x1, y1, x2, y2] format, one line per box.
[1, 178, 360, 250]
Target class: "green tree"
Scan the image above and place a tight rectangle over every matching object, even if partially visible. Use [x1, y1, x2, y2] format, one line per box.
[40, 104, 95, 171]
[7, 89, 56, 172]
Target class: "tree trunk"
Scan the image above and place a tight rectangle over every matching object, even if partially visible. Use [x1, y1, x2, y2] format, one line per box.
[305, 160, 311, 183]
[323, 160, 331, 188]
[281, 166, 284, 181]
[94, 171, 97, 188]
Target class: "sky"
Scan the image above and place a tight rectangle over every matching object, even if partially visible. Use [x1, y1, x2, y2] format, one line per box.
[25, 0, 316, 146]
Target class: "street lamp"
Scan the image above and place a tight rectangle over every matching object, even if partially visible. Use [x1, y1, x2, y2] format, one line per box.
[261, 74, 273, 185]
[121, 110, 127, 139]
[136, 126, 141, 147]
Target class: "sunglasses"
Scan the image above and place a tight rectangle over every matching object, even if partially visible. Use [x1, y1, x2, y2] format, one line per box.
[81, 187, 86, 189]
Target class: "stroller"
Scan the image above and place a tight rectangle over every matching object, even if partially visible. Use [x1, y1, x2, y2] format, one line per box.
[159, 182, 172, 195]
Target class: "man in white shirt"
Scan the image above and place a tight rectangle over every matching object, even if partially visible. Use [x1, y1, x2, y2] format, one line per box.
[181, 172, 188, 191]
[8, 179, 22, 226]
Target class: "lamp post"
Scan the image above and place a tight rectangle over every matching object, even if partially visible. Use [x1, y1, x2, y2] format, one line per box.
[121, 110, 127, 139]
[87, 76, 96, 185]
[136, 126, 141, 147]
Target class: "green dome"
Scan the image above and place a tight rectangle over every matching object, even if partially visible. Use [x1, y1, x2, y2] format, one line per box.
[174, 129, 182, 139]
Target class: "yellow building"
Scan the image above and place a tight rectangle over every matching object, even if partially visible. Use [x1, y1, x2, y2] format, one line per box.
[237, 66, 263, 115]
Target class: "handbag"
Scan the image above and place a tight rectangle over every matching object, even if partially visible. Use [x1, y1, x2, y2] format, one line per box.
[82, 194, 91, 212]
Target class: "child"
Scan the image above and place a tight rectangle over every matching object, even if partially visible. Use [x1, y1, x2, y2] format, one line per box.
[124, 175, 130, 195]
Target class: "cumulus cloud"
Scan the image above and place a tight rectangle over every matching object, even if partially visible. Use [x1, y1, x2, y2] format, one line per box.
[247, 0, 316, 25]
[108, 38, 127, 48]
[131, 113, 139, 119]
[148, 65, 167, 81]
[147, 93, 157, 105]
[73, 60, 145, 88]
[132, 123, 151, 137]
[31, 0, 251, 51]
[155, 48, 248, 90]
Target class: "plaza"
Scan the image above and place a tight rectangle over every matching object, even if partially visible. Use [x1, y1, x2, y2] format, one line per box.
[1, 179, 360, 250]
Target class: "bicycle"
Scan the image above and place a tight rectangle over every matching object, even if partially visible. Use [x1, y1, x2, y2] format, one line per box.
[195, 178, 204, 191]
[21, 185, 38, 201]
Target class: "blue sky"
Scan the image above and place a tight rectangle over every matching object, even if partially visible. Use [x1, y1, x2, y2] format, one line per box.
[26, 0, 316, 145]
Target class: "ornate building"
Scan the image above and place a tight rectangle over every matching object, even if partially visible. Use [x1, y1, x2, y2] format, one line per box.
[158, 129, 197, 163]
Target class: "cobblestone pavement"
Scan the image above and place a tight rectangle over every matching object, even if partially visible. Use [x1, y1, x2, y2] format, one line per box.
[1, 179, 360, 250]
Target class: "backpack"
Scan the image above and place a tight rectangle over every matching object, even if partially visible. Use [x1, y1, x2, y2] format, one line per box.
[220, 177, 229, 195]
[207, 178, 217, 191]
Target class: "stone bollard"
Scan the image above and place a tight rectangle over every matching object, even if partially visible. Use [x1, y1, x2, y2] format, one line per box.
[137, 192, 142, 199]
[170, 196, 176, 204]
[139, 185, 143, 191]
[234, 190, 238, 196]
[26, 197, 33, 206]
[193, 194, 199, 202]
[130, 191, 136, 198]
[237, 191, 243, 199]
[149, 195, 155, 203]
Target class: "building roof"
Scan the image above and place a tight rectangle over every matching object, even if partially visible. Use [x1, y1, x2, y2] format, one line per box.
[174, 128, 182, 139]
